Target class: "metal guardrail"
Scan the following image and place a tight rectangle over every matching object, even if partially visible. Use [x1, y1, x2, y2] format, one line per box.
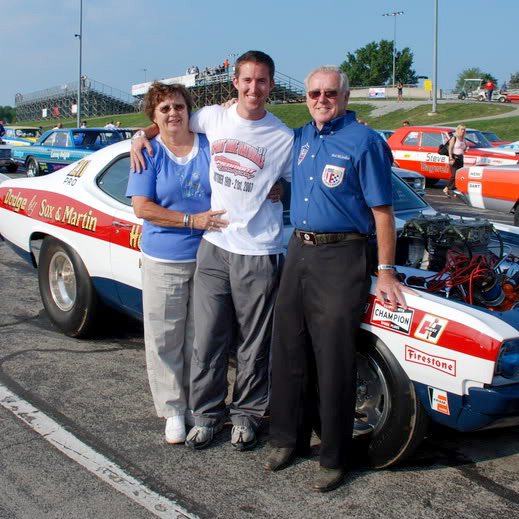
[16, 78, 137, 107]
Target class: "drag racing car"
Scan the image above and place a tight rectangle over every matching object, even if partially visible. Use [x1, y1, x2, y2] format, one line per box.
[2, 126, 43, 146]
[11, 127, 131, 177]
[455, 164, 519, 226]
[2, 140, 519, 470]
[387, 126, 519, 185]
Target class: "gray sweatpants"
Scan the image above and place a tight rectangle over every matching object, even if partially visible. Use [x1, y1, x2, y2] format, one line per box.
[190, 239, 283, 429]
[141, 255, 195, 421]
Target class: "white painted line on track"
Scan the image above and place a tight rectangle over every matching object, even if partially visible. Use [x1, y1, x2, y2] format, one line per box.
[0, 384, 199, 519]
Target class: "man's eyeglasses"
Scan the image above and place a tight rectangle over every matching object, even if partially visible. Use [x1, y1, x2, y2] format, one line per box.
[307, 90, 339, 100]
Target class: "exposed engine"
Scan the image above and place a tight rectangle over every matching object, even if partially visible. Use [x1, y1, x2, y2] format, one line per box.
[398, 213, 519, 311]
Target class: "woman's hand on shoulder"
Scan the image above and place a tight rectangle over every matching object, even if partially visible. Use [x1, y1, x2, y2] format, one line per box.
[130, 136, 154, 173]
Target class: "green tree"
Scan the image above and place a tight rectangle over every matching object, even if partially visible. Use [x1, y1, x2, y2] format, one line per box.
[339, 40, 417, 87]
[454, 68, 497, 93]
[509, 71, 519, 89]
[0, 106, 15, 123]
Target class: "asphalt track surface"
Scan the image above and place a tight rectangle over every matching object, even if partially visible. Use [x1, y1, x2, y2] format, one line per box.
[2, 168, 519, 517]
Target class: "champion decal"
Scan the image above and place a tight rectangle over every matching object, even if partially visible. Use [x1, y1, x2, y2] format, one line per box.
[298, 143, 309, 165]
[371, 301, 414, 335]
[322, 164, 345, 188]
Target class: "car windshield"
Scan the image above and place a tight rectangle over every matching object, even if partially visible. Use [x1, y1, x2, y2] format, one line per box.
[72, 131, 124, 147]
[483, 132, 500, 143]
[464, 130, 493, 148]
[14, 129, 41, 138]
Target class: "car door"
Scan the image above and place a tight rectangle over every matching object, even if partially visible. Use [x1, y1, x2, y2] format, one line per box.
[95, 153, 143, 318]
[392, 130, 421, 173]
[419, 131, 450, 180]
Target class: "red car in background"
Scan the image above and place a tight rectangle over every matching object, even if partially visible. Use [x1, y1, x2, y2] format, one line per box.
[387, 126, 519, 185]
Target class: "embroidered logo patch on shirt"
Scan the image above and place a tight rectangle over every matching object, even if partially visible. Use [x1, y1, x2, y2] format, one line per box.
[298, 143, 309, 165]
[322, 165, 345, 188]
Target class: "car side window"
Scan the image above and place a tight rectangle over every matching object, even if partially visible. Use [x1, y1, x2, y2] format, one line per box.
[421, 132, 443, 147]
[54, 132, 70, 147]
[403, 132, 419, 146]
[41, 133, 57, 146]
[97, 155, 131, 206]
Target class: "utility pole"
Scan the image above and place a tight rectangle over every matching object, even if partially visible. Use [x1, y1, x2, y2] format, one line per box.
[382, 11, 404, 88]
[74, 0, 83, 127]
[431, 0, 439, 113]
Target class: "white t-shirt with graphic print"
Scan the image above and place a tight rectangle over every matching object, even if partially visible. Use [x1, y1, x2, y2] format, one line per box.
[190, 104, 293, 255]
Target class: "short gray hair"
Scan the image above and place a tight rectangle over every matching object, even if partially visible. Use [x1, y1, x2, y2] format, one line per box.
[304, 66, 350, 93]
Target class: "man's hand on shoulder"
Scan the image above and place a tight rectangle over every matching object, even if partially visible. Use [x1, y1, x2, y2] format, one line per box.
[130, 131, 153, 173]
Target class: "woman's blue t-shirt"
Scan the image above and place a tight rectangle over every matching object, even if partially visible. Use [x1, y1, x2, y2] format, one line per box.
[126, 133, 211, 261]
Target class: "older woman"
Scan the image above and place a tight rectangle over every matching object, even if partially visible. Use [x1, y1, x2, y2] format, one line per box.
[444, 124, 468, 197]
[126, 82, 228, 444]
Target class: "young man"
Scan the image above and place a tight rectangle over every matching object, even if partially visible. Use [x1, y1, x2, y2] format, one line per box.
[130, 51, 293, 451]
[265, 66, 411, 492]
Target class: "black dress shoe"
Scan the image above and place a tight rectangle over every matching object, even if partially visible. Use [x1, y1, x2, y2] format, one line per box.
[311, 467, 345, 492]
[264, 447, 296, 471]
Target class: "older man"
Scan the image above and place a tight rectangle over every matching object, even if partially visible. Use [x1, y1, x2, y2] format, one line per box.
[264, 66, 410, 492]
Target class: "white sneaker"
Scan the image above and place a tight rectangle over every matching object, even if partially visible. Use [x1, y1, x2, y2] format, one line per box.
[165, 416, 186, 444]
[231, 425, 257, 451]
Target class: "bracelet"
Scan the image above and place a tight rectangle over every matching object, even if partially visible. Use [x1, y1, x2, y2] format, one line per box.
[378, 264, 396, 271]
[189, 215, 194, 234]
[182, 213, 190, 227]
[131, 129, 146, 143]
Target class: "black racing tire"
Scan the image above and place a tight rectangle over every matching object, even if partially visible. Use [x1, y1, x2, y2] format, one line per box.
[6, 163, 18, 173]
[355, 332, 430, 468]
[26, 157, 41, 177]
[312, 332, 430, 469]
[425, 178, 439, 187]
[38, 236, 99, 338]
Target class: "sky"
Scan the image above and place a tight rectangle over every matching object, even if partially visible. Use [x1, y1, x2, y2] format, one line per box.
[2, 0, 518, 107]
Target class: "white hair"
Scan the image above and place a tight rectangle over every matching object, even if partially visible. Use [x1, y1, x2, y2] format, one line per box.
[304, 66, 350, 93]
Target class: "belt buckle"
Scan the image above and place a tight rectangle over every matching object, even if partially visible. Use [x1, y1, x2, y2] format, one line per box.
[301, 231, 317, 245]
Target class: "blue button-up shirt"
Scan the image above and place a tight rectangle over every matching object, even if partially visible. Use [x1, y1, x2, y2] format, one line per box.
[291, 111, 393, 234]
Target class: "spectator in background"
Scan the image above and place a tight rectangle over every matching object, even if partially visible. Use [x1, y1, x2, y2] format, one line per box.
[397, 81, 404, 102]
[224, 58, 229, 71]
[80, 121, 87, 128]
[104, 121, 117, 130]
[0, 120, 6, 140]
[444, 125, 468, 197]
[500, 81, 508, 93]
[485, 79, 495, 102]
[53, 123, 63, 129]
[402, 120, 410, 126]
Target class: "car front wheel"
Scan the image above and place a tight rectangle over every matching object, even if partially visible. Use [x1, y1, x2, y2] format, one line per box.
[355, 333, 430, 468]
[38, 236, 99, 337]
[26, 157, 41, 177]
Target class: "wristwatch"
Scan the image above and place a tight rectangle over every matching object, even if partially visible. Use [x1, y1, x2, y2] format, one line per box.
[131, 130, 146, 142]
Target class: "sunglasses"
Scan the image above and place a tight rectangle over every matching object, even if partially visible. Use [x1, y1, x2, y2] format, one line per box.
[307, 89, 339, 100]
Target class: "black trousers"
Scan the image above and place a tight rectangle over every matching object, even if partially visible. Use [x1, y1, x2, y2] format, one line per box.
[446, 154, 464, 190]
[269, 234, 371, 469]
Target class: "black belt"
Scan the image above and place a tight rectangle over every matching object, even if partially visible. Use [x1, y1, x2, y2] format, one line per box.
[294, 229, 368, 246]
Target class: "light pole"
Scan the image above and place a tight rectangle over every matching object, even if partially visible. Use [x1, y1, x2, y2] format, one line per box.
[382, 10, 404, 88]
[74, 0, 83, 127]
[141, 68, 148, 83]
[431, 0, 439, 113]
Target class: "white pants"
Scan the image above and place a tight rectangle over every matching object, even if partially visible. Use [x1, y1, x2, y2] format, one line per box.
[141, 255, 195, 420]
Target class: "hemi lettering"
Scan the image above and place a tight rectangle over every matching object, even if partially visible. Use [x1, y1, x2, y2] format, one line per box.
[405, 345, 456, 376]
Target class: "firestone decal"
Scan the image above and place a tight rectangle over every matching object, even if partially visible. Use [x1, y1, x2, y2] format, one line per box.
[371, 301, 414, 335]
[405, 345, 456, 376]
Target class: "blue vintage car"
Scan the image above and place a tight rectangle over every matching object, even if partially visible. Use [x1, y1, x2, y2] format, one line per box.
[11, 128, 130, 177]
